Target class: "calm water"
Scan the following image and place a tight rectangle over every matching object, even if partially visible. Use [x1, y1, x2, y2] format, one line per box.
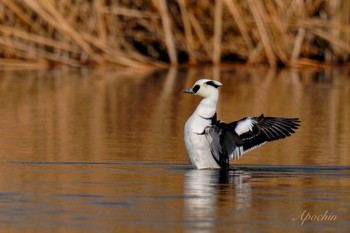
[0, 67, 349, 232]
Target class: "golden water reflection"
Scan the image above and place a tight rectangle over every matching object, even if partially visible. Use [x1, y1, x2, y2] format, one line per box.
[0, 67, 349, 232]
[0, 67, 349, 165]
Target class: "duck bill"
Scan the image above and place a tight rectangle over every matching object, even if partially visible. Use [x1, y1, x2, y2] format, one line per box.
[182, 88, 195, 94]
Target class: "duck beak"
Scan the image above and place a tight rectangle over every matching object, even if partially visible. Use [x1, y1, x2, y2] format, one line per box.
[182, 88, 195, 94]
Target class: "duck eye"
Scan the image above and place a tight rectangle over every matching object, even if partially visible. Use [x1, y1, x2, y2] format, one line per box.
[192, 85, 200, 93]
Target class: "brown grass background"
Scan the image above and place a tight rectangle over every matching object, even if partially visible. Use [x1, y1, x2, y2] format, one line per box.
[0, 0, 350, 68]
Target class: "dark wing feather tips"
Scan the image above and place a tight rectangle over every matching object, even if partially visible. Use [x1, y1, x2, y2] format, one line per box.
[205, 114, 300, 167]
[230, 114, 300, 152]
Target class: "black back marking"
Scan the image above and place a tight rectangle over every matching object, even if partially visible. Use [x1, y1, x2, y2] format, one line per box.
[205, 81, 220, 88]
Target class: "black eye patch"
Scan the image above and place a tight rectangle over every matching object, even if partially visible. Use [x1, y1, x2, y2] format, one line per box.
[205, 81, 220, 88]
[192, 85, 200, 93]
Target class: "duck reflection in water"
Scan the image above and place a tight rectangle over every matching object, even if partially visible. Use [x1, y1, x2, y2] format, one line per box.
[184, 169, 251, 232]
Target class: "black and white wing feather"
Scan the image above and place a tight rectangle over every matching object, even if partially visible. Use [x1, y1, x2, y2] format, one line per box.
[228, 114, 300, 155]
[204, 114, 300, 168]
[204, 123, 244, 168]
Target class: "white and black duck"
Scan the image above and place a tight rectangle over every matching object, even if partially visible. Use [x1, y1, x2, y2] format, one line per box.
[183, 79, 300, 169]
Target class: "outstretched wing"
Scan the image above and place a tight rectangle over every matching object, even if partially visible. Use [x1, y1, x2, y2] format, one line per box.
[228, 114, 300, 154]
[204, 114, 300, 167]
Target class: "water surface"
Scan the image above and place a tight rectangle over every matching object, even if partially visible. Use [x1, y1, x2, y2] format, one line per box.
[0, 67, 349, 232]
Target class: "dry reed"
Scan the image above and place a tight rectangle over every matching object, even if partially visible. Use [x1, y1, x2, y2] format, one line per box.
[0, 0, 349, 68]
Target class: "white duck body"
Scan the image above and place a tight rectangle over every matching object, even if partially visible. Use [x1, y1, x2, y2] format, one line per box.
[183, 79, 222, 169]
[182, 79, 300, 170]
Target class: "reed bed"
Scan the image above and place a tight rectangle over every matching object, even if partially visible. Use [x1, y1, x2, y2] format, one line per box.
[0, 0, 349, 68]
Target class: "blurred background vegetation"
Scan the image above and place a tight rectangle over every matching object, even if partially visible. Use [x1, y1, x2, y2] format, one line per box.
[0, 0, 350, 68]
